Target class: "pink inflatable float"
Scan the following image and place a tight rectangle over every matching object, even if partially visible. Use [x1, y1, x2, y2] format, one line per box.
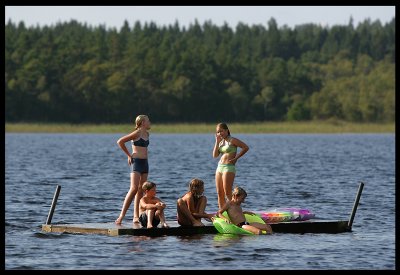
[258, 208, 315, 223]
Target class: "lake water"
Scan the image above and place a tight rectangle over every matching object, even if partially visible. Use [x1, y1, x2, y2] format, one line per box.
[5, 133, 395, 270]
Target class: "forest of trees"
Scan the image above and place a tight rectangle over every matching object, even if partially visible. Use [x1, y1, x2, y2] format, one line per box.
[5, 17, 395, 123]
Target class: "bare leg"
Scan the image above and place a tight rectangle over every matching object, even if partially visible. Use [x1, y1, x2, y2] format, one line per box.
[177, 198, 204, 226]
[197, 197, 212, 222]
[146, 209, 155, 228]
[115, 172, 140, 224]
[133, 173, 147, 223]
[215, 172, 225, 209]
[244, 222, 273, 234]
[196, 196, 208, 214]
[156, 210, 169, 228]
[222, 172, 235, 202]
[241, 224, 262, 234]
[256, 222, 273, 234]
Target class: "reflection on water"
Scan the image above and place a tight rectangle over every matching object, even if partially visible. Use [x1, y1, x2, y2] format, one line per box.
[212, 234, 244, 247]
[176, 234, 208, 242]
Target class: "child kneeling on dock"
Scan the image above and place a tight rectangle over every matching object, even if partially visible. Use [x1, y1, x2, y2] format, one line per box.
[177, 178, 215, 226]
[216, 186, 273, 234]
[139, 181, 169, 228]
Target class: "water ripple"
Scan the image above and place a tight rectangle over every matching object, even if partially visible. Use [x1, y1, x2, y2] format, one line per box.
[33, 232, 71, 239]
[5, 133, 395, 270]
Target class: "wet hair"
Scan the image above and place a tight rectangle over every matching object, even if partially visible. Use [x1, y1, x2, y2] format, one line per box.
[142, 181, 156, 192]
[135, 115, 149, 129]
[189, 178, 204, 197]
[216, 122, 231, 136]
[233, 186, 247, 198]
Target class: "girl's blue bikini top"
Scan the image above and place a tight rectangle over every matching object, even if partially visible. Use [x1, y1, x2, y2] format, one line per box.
[132, 138, 149, 147]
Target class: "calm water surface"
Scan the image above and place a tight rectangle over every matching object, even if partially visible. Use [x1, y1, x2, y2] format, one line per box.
[5, 133, 395, 269]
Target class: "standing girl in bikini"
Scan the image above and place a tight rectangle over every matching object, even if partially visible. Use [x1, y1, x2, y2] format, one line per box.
[213, 123, 249, 209]
[115, 115, 151, 225]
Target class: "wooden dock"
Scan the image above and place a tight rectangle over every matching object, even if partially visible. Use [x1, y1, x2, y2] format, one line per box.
[42, 221, 216, 237]
[41, 182, 363, 237]
[41, 219, 351, 236]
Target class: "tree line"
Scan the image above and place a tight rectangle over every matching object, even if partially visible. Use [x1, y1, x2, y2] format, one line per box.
[5, 17, 395, 123]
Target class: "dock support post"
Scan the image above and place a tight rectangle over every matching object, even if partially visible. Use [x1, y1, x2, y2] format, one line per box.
[46, 185, 61, 225]
[347, 182, 364, 229]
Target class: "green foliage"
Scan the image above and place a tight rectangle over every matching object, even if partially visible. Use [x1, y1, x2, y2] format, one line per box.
[5, 18, 395, 123]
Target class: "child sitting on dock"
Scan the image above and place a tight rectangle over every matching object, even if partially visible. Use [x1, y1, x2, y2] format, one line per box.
[177, 178, 215, 227]
[139, 181, 169, 228]
[216, 186, 273, 234]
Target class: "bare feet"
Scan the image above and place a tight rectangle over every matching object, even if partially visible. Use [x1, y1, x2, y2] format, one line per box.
[115, 217, 123, 225]
[193, 220, 205, 227]
[133, 217, 139, 223]
[162, 223, 169, 228]
[147, 224, 153, 229]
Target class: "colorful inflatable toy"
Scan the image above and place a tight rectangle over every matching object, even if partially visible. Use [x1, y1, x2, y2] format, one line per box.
[212, 212, 269, 235]
[258, 208, 315, 223]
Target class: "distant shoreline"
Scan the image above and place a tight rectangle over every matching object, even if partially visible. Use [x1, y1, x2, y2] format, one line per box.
[5, 121, 394, 133]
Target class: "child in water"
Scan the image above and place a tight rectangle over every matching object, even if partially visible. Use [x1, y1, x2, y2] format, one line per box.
[139, 181, 169, 228]
[177, 178, 215, 226]
[216, 186, 273, 234]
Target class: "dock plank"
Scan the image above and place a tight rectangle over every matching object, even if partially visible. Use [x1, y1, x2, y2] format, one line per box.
[270, 220, 350, 234]
[42, 220, 351, 236]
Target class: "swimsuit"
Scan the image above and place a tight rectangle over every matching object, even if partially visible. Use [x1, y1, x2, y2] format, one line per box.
[218, 137, 237, 154]
[130, 158, 149, 174]
[130, 137, 149, 174]
[237, 221, 250, 227]
[132, 137, 149, 147]
[216, 163, 236, 173]
[216, 137, 237, 174]
[139, 212, 160, 228]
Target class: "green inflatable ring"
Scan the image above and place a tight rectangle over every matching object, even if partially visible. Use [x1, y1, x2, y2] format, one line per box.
[213, 212, 267, 235]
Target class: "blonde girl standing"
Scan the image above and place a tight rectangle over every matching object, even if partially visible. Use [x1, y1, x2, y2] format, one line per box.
[115, 115, 151, 225]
